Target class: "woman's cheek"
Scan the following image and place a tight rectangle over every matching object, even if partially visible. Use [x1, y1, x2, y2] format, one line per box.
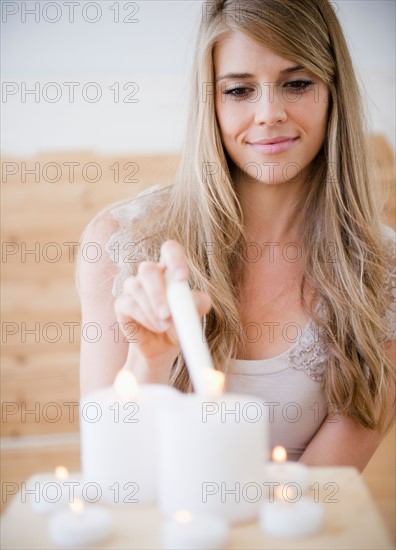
[218, 104, 248, 139]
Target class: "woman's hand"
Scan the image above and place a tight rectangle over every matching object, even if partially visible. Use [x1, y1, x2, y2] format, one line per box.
[114, 240, 212, 377]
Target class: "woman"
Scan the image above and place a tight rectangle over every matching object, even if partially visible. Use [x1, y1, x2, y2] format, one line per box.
[77, 0, 395, 469]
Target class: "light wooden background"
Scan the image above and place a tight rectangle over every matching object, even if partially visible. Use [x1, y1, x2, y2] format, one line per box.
[1, 138, 395, 539]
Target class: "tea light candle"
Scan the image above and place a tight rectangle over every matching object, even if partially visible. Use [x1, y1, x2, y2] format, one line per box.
[48, 498, 113, 548]
[260, 487, 324, 539]
[265, 446, 309, 493]
[162, 509, 229, 550]
[80, 370, 180, 506]
[26, 467, 82, 515]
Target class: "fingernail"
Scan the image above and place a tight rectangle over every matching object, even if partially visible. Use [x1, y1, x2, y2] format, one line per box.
[173, 267, 188, 281]
[158, 304, 170, 319]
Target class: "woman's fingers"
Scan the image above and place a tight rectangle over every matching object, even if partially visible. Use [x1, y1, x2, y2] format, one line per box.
[193, 291, 212, 317]
[114, 241, 213, 362]
[159, 240, 190, 281]
[136, 261, 171, 324]
[114, 293, 156, 335]
[121, 272, 169, 333]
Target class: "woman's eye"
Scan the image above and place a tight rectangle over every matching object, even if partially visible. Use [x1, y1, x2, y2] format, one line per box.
[223, 80, 314, 99]
[224, 86, 252, 98]
[285, 80, 313, 91]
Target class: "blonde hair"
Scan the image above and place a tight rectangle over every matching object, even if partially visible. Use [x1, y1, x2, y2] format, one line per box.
[78, 0, 395, 431]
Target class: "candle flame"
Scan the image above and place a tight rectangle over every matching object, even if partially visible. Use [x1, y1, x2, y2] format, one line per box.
[54, 466, 69, 479]
[174, 510, 193, 524]
[113, 369, 138, 399]
[272, 445, 287, 463]
[69, 499, 84, 514]
[203, 369, 225, 396]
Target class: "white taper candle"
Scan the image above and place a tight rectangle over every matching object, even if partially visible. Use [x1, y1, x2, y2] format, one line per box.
[165, 271, 214, 395]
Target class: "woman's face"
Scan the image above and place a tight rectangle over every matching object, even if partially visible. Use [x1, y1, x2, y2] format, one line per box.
[214, 31, 329, 186]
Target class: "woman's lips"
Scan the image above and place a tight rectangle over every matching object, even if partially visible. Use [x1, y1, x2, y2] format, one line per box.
[248, 137, 299, 155]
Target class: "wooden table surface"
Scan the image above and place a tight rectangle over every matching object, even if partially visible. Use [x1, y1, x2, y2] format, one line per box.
[1, 467, 393, 550]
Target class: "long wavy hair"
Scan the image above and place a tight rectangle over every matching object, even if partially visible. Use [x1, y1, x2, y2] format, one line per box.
[78, 0, 395, 431]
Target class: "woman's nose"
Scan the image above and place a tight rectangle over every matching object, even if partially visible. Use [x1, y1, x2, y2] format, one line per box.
[253, 83, 288, 125]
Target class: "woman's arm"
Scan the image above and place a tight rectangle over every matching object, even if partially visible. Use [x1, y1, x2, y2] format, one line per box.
[78, 214, 131, 397]
[299, 339, 396, 472]
[78, 215, 175, 397]
[78, 216, 212, 398]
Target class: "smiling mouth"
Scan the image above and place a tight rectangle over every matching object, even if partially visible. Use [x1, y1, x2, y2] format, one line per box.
[250, 136, 298, 145]
[248, 137, 299, 155]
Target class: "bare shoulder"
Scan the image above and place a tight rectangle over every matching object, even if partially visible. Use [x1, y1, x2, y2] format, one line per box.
[76, 210, 120, 303]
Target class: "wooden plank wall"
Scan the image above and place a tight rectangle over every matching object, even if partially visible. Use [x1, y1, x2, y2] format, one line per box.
[1, 137, 395, 438]
[1, 152, 180, 437]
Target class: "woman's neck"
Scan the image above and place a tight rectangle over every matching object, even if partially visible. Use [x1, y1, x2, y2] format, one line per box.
[234, 169, 306, 244]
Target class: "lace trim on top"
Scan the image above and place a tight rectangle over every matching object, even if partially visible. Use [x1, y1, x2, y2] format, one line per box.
[104, 183, 170, 298]
[288, 313, 330, 383]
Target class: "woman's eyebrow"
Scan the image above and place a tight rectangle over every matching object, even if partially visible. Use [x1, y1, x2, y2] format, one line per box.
[215, 65, 304, 83]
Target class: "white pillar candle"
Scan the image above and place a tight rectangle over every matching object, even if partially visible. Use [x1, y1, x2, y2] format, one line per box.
[260, 488, 324, 538]
[163, 269, 266, 524]
[25, 467, 82, 515]
[158, 387, 268, 524]
[48, 499, 113, 548]
[265, 446, 310, 494]
[162, 510, 229, 550]
[80, 370, 180, 506]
